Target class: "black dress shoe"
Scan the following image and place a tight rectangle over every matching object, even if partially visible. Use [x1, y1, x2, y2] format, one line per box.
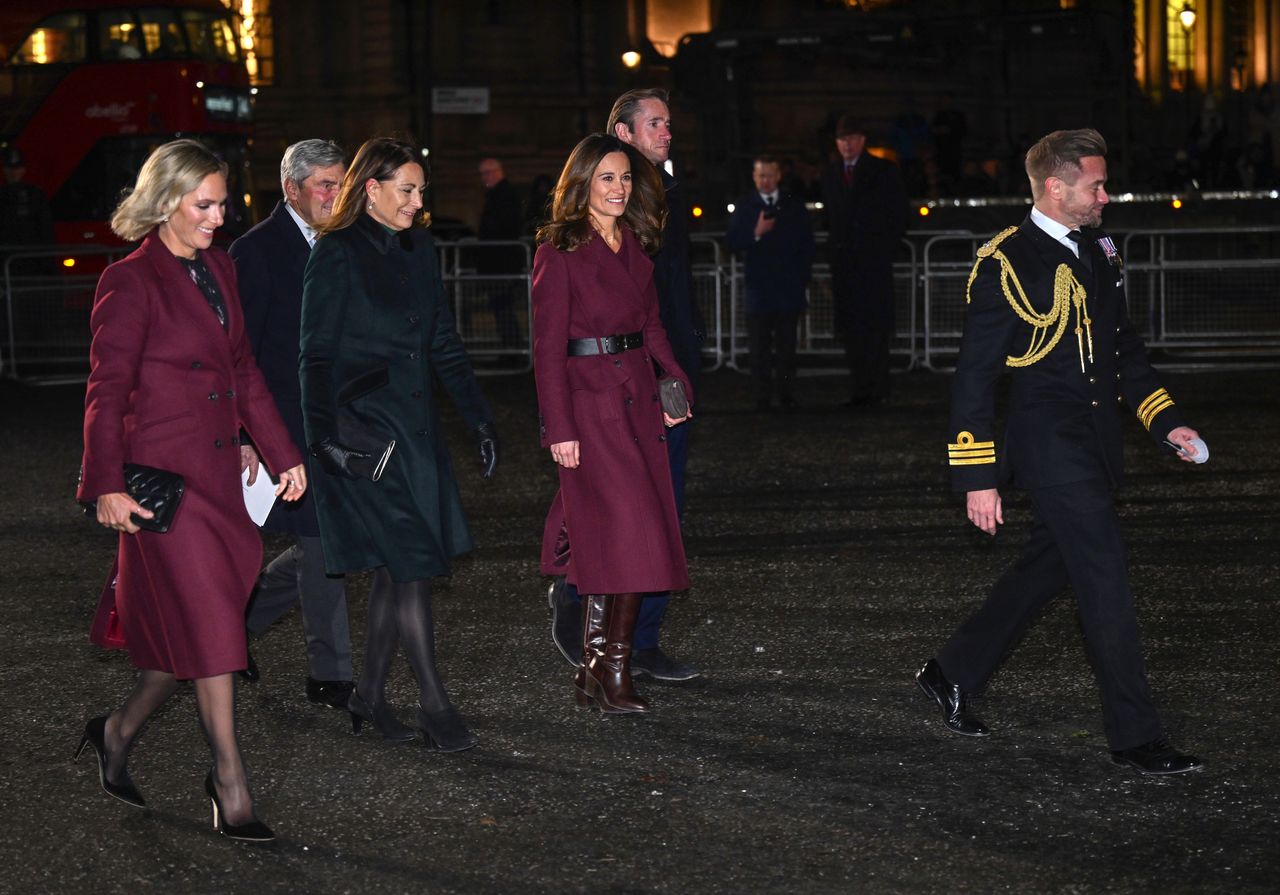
[347, 689, 417, 743]
[548, 577, 582, 667]
[205, 770, 274, 843]
[306, 677, 355, 710]
[915, 658, 990, 737]
[630, 647, 701, 681]
[238, 650, 260, 683]
[1111, 738, 1203, 776]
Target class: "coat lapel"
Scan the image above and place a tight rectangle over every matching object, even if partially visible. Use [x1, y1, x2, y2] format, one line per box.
[138, 232, 233, 350]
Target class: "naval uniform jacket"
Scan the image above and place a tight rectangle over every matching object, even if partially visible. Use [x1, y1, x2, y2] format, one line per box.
[300, 215, 494, 582]
[947, 216, 1186, 493]
[532, 230, 692, 595]
[78, 234, 301, 678]
[230, 200, 321, 536]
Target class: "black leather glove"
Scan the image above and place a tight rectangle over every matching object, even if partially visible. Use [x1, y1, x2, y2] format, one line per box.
[309, 437, 369, 480]
[475, 421, 499, 480]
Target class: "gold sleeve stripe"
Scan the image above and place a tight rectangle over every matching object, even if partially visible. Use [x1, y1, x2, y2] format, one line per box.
[1136, 388, 1175, 430]
[948, 431, 996, 465]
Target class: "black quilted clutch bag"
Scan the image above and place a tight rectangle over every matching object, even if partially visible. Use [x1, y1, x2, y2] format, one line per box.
[80, 463, 186, 533]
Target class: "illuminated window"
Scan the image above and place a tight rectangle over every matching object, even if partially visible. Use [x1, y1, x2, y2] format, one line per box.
[1166, 1, 1194, 91]
[11, 13, 87, 65]
[221, 1, 273, 85]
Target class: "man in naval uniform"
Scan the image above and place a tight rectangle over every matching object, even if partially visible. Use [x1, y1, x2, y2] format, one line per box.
[916, 128, 1204, 775]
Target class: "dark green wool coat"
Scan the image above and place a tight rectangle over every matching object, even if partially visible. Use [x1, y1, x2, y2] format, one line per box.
[300, 214, 493, 581]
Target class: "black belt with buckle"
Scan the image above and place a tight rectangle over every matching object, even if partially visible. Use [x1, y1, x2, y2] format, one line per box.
[566, 331, 644, 357]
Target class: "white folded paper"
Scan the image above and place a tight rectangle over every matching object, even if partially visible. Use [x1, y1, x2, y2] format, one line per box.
[242, 466, 279, 525]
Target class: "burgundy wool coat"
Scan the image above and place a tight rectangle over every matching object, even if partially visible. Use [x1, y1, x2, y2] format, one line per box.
[532, 230, 692, 595]
[78, 233, 301, 680]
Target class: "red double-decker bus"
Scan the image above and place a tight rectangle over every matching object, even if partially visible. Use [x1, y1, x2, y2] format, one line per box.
[0, 0, 255, 251]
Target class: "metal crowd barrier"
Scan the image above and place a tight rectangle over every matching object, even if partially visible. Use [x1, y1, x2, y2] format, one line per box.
[919, 225, 1280, 371]
[5, 228, 1279, 385]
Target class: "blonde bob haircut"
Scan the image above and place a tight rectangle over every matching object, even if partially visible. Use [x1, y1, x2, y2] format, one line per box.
[537, 133, 666, 254]
[110, 139, 228, 242]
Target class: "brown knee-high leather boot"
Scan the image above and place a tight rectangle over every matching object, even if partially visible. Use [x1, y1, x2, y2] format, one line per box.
[590, 593, 649, 714]
[574, 594, 608, 707]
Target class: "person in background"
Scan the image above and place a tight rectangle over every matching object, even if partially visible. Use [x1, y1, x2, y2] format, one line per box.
[727, 155, 815, 411]
[231, 139, 355, 711]
[75, 139, 307, 842]
[300, 137, 499, 752]
[820, 115, 907, 408]
[476, 157, 525, 348]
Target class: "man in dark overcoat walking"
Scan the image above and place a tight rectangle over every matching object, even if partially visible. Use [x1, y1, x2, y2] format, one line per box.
[476, 157, 525, 347]
[230, 139, 354, 710]
[820, 116, 906, 406]
[916, 128, 1205, 776]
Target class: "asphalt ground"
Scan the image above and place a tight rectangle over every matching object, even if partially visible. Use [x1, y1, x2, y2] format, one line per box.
[2, 365, 1278, 894]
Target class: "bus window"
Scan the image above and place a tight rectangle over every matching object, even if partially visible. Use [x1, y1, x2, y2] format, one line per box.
[98, 11, 144, 61]
[135, 9, 188, 59]
[179, 10, 240, 63]
[10, 13, 88, 65]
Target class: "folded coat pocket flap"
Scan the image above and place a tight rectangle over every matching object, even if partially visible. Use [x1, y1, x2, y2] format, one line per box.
[337, 365, 390, 406]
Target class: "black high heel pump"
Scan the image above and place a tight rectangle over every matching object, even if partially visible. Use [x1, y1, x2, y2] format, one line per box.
[204, 770, 274, 843]
[417, 704, 479, 753]
[347, 689, 417, 742]
[73, 716, 146, 809]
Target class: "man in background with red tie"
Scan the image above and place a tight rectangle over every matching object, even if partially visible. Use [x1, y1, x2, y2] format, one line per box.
[819, 115, 906, 407]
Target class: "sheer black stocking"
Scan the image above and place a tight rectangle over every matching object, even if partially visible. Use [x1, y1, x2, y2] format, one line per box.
[103, 669, 179, 784]
[194, 674, 254, 826]
[359, 569, 452, 714]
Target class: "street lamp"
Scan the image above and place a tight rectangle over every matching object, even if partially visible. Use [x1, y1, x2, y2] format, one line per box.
[1178, 2, 1196, 31]
[621, 50, 642, 69]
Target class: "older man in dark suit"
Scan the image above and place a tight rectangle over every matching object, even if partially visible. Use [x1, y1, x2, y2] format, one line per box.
[820, 116, 906, 407]
[230, 139, 353, 709]
[727, 155, 815, 410]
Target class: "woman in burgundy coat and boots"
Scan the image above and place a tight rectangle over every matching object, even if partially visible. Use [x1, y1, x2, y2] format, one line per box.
[532, 133, 693, 714]
[75, 140, 307, 842]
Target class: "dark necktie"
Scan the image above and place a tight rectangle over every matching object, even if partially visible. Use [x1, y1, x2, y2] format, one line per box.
[842, 164, 854, 187]
[766, 196, 775, 208]
[1066, 229, 1092, 274]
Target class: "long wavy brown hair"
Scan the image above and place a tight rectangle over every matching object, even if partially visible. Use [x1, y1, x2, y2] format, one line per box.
[537, 133, 666, 254]
[317, 137, 430, 235]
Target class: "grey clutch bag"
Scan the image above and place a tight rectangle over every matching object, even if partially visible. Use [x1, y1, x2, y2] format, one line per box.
[658, 376, 689, 418]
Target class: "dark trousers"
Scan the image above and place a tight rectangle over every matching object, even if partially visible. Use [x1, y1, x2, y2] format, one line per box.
[747, 311, 799, 402]
[840, 324, 891, 401]
[936, 478, 1164, 750]
[566, 414, 692, 650]
[246, 534, 353, 681]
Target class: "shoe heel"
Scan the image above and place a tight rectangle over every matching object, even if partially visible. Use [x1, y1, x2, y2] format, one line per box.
[73, 734, 90, 762]
[349, 711, 364, 735]
[209, 797, 220, 830]
[574, 688, 591, 707]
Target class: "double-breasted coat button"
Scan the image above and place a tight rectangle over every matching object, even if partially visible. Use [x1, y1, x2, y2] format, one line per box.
[1088, 376, 1096, 384]
[191, 361, 202, 369]
[1090, 400, 1099, 407]
[1115, 373, 1121, 380]
[625, 396, 633, 406]
[658, 434, 666, 442]
[214, 438, 223, 448]
[225, 389, 235, 398]
[208, 392, 218, 400]
[1116, 395, 1124, 402]
[409, 351, 419, 360]
[633, 436, 640, 444]
[411, 390, 423, 398]
[408, 314, 420, 325]
[417, 429, 428, 436]
[651, 394, 659, 402]
[614, 359, 622, 367]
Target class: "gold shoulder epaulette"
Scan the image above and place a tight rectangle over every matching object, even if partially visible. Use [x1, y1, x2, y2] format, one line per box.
[1136, 388, 1175, 430]
[965, 226, 1093, 372]
[948, 431, 996, 466]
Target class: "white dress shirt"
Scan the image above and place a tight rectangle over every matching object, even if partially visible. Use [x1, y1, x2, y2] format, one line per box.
[1030, 206, 1079, 258]
[284, 201, 317, 248]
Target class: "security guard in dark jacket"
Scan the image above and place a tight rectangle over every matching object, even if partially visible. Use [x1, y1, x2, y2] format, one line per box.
[916, 129, 1205, 776]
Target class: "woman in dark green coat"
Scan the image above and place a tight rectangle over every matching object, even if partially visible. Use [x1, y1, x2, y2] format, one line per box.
[300, 138, 498, 752]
